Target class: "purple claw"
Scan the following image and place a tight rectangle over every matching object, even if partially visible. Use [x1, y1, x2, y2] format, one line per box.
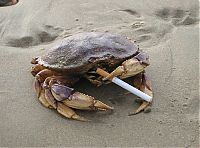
[51, 84, 74, 101]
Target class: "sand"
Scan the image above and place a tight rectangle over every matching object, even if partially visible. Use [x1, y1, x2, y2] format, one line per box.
[0, 0, 199, 147]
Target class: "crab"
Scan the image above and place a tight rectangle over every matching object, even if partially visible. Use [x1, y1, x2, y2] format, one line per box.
[31, 32, 153, 121]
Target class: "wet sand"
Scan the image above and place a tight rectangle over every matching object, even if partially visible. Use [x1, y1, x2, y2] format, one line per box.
[0, 0, 199, 147]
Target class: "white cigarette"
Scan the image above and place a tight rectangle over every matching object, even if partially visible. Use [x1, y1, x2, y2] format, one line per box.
[96, 68, 152, 102]
[112, 77, 152, 102]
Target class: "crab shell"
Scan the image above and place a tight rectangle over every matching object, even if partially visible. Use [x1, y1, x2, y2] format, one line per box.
[36, 32, 141, 75]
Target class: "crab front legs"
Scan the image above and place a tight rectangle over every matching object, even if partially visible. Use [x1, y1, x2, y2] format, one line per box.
[42, 76, 89, 121]
[103, 52, 153, 114]
[43, 76, 113, 121]
[103, 52, 149, 80]
[31, 64, 113, 121]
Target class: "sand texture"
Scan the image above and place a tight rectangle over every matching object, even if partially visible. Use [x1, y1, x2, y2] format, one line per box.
[0, 0, 199, 147]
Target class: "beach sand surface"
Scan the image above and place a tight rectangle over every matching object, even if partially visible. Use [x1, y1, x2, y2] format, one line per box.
[0, 0, 199, 147]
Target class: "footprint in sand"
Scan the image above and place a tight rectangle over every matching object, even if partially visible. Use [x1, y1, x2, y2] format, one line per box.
[7, 25, 64, 48]
[38, 25, 64, 43]
[128, 7, 198, 47]
[130, 20, 173, 47]
[155, 7, 199, 26]
[112, 9, 158, 46]
[114, 8, 174, 47]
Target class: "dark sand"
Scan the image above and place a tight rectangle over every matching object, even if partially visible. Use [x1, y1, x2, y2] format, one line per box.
[0, 0, 199, 147]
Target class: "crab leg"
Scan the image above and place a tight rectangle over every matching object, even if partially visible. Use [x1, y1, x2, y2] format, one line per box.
[31, 64, 46, 76]
[129, 73, 153, 115]
[103, 52, 149, 81]
[38, 89, 52, 108]
[44, 88, 57, 109]
[31, 64, 59, 107]
[33, 69, 57, 98]
[34, 78, 42, 98]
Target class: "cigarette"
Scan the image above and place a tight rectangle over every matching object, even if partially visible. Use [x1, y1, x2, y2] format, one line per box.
[96, 68, 152, 102]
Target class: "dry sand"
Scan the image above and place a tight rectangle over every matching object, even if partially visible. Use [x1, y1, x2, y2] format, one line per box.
[0, 0, 199, 147]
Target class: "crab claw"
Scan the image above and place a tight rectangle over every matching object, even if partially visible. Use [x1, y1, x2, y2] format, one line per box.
[93, 100, 114, 111]
[51, 84, 74, 101]
[48, 82, 113, 111]
[57, 102, 88, 122]
[62, 92, 114, 111]
[33, 73, 113, 121]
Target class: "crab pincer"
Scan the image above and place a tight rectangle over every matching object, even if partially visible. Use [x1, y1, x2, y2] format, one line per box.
[33, 71, 113, 121]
